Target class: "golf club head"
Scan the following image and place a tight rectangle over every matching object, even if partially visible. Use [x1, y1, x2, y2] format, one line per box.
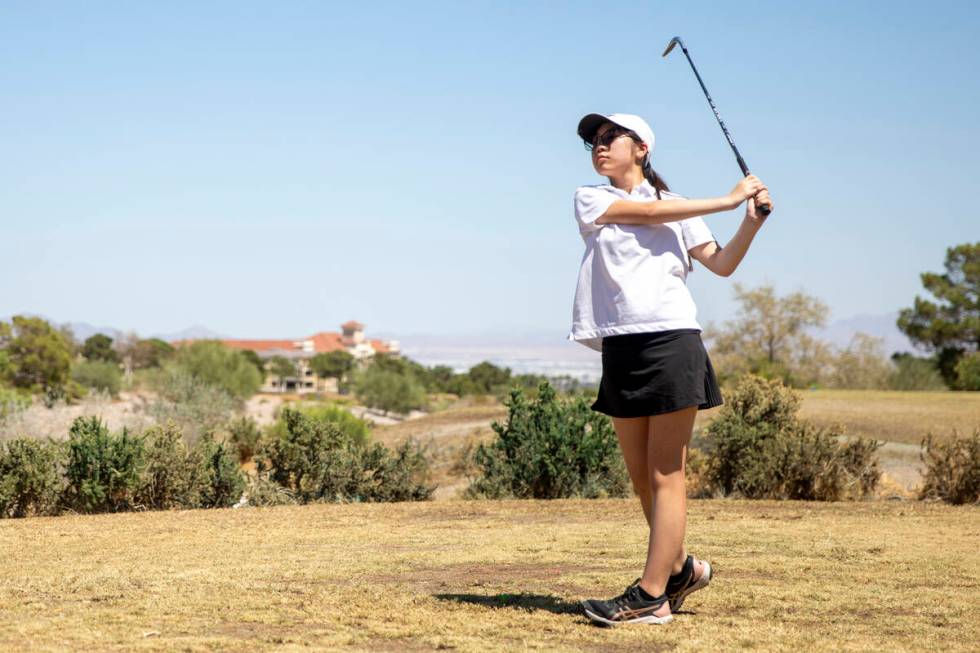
[662, 36, 684, 58]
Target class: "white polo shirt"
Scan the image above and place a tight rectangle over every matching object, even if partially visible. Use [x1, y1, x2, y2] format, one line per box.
[567, 180, 717, 352]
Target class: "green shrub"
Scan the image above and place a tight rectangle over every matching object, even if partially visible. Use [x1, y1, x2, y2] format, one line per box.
[0, 438, 63, 518]
[467, 361, 512, 397]
[887, 354, 946, 391]
[466, 382, 629, 500]
[361, 438, 434, 502]
[171, 341, 262, 399]
[189, 432, 246, 508]
[227, 415, 263, 463]
[61, 416, 145, 513]
[256, 408, 433, 503]
[954, 352, 980, 391]
[136, 422, 246, 510]
[446, 375, 479, 397]
[71, 359, 122, 396]
[701, 374, 881, 500]
[919, 430, 980, 504]
[268, 402, 370, 447]
[136, 422, 198, 510]
[352, 366, 428, 415]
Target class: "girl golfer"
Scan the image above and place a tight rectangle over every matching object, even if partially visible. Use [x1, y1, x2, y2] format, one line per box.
[568, 113, 772, 626]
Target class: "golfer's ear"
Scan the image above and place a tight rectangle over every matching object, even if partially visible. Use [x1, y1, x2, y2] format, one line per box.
[636, 142, 649, 165]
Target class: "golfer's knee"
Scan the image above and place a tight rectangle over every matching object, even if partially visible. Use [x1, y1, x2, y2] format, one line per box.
[649, 467, 685, 492]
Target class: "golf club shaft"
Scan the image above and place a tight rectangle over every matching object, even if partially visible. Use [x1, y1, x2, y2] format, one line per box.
[669, 40, 771, 216]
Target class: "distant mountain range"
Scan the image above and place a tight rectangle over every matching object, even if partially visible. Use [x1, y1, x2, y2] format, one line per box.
[0, 314, 228, 343]
[148, 325, 229, 342]
[811, 312, 918, 355]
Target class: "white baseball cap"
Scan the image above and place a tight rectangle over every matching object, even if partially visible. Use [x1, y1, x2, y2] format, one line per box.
[577, 113, 656, 167]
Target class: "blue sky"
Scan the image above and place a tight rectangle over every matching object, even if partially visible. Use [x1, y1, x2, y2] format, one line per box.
[3, 1, 978, 341]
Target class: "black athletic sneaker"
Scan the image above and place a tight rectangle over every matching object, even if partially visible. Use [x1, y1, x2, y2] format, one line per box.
[667, 554, 713, 612]
[581, 578, 673, 626]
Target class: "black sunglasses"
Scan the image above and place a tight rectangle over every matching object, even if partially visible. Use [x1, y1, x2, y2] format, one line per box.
[583, 127, 638, 152]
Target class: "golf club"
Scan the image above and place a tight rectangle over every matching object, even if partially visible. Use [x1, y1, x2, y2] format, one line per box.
[663, 36, 771, 216]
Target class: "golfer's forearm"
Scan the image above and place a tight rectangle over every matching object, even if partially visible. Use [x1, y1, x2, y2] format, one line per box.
[714, 219, 761, 276]
[597, 196, 736, 225]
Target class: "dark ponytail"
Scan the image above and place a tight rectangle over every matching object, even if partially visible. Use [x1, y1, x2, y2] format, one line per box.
[623, 128, 669, 198]
[643, 162, 670, 199]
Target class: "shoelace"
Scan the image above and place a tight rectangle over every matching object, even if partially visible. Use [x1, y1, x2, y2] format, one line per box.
[615, 579, 645, 607]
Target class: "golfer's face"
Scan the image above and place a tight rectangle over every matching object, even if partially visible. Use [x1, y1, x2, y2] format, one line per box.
[592, 123, 638, 176]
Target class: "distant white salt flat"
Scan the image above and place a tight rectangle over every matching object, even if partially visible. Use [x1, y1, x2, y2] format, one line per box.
[400, 348, 601, 383]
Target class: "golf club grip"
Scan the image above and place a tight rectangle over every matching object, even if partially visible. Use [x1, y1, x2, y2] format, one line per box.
[742, 168, 770, 216]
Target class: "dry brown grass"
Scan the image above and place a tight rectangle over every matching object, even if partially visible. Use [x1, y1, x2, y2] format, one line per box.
[795, 390, 980, 445]
[371, 404, 507, 447]
[372, 404, 508, 500]
[691, 390, 980, 446]
[408, 390, 980, 447]
[1, 499, 977, 652]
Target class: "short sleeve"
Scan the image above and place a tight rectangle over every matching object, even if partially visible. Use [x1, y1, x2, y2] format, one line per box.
[680, 216, 716, 251]
[574, 186, 617, 234]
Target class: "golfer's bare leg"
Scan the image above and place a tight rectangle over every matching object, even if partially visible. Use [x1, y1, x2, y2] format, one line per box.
[611, 416, 652, 526]
[639, 405, 697, 597]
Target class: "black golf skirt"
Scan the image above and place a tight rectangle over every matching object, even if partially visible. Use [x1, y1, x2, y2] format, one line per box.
[591, 329, 724, 418]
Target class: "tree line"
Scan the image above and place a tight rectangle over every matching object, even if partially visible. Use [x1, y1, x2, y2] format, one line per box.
[705, 241, 979, 391]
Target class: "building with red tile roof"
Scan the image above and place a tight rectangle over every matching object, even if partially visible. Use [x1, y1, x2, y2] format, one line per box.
[176, 321, 399, 393]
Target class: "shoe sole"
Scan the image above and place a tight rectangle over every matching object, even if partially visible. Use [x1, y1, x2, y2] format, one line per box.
[671, 560, 712, 612]
[580, 601, 673, 626]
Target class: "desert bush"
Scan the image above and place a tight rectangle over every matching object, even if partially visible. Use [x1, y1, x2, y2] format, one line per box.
[227, 415, 263, 463]
[839, 438, 885, 497]
[136, 421, 245, 510]
[136, 422, 198, 510]
[0, 386, 30, 424]
[246, 475, 298, 506]
[701, 374, 881, 500]
[148, 367, 236, 444]
[61, 416, 145, 513]
[0, 437, 63, 517]
[919, 430, 980, 504]
[362, 438, 433, 502]
[466, 382, 629, 500]
[685, 447, 712, 498]
[71, 359, 123, 396]
[189, 432, 246, 508]
[256, 408, 433, 503]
